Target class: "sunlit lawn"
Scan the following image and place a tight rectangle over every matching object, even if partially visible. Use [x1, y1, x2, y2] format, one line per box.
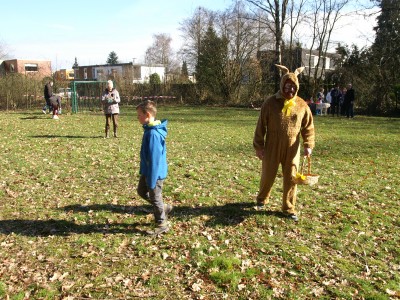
[0, 106, 399, 299]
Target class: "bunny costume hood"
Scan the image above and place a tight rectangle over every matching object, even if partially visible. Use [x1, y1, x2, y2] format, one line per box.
[275, 64, 305, 100]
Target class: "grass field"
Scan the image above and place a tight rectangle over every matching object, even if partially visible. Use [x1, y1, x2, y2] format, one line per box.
[0, 106, 399, 299]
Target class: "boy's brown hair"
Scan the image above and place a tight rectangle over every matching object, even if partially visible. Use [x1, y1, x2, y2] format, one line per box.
[136, 100, 157, 116]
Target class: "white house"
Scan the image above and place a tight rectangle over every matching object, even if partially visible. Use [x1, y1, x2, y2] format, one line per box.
[74, 62, 165, 83]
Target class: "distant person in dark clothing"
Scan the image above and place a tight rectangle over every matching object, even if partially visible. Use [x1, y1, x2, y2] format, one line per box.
[50, 95, 62, 120]
[330, 83, 340, 116]
[344, 83, 355, 118]
[340, 87, 347, 116]
[43, 80, 61, 119]
[43, 81, 54, 114]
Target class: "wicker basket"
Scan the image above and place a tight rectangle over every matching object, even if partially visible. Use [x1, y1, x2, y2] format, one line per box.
[293, 156, 319, 186]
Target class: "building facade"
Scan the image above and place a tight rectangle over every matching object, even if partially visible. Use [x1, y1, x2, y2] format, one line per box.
[0, 59, 52, 78]
[54, 69, 75, 81]
[257, 48, 339, 78]
[73, 62, 165, 83]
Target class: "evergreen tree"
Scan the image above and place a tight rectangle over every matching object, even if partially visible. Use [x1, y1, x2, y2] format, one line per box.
[181, 60, 189, 80]
[195, 24, 228, 101]
[106, 51, 119, 64]
[371, 0, 400, 113]
[149, 73, 161, 85]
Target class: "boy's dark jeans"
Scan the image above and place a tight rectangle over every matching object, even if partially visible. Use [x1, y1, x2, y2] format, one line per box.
[137, 175, 166, 224]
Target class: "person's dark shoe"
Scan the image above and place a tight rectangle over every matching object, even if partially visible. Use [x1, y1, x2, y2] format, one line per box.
[146, 222, 170, 236]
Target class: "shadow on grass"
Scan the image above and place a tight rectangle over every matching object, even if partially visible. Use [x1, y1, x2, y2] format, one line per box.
[170, 202, 288, 227]
[0, 203, 288, 237]
[29, 135, 103, 139]
[62, 202, 288, 227]
[0, 219, 147, 237]
[62, 203, 151, 215]
[20, 116, 46, 120]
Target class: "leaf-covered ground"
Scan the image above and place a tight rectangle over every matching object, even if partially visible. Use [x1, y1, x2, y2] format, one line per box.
[0, 107, 399, 299]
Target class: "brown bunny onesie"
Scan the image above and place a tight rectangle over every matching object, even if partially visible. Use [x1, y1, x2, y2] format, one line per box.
[253, 64, 315, 220]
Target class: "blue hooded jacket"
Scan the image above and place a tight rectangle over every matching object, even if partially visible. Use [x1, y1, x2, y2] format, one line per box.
[139, 119, 168, 189]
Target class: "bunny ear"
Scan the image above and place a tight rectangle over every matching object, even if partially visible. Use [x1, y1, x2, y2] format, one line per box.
[275, 64, 289, 75]
[294, 66, 305, 76]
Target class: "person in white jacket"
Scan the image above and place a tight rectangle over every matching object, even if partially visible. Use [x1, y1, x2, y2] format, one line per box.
[101, 80, 121, 138]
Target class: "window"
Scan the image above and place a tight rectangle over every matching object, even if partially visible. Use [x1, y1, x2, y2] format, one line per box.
[325, 57, 331, 70]
[10, 64, 15, 72]
[305, 54, 318, 68]
[313, 56, 319, 68]
[25, 63, 38, 72]
[84, 68, 87, 79]
[96, 69, 104, 79]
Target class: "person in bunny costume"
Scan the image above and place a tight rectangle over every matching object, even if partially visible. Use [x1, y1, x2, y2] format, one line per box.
[253, 64, 315, 221]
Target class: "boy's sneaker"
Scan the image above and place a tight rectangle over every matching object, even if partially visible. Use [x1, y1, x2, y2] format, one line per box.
[52, 115, 59, 120]
[146, 222, 170, 236]
[42, 109, 47, 114]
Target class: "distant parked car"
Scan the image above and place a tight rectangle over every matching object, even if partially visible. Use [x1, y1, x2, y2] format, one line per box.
[57, 88, 78, 98]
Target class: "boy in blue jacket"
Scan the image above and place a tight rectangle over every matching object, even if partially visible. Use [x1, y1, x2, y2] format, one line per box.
[136, 100, 172, 235]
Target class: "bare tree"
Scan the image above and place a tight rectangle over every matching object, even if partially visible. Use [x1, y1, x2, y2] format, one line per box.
[285, 0, 307, 69]
[216, 1, 267, 102]
[303, 0, 350, 95]
[145, 33, 174, 72]
[245, 0, 290, 89]
[179, 7, 216, 74]
[0, 40, 10, 60]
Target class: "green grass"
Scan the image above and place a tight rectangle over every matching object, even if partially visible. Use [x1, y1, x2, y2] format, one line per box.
[0, 107, 399, 299]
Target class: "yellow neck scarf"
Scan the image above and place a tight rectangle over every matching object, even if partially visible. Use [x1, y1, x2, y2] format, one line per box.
[282, 98, 296, 116]
[148, 120, 161, 127]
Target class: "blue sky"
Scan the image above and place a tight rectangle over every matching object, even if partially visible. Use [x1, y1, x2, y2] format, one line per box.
[1, 0, 376, 70]
[0, 0, 230, 69]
